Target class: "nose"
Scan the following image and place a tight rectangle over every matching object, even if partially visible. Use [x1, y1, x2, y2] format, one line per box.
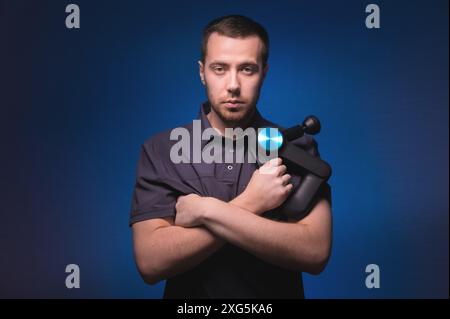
[227, 70, 240, 96]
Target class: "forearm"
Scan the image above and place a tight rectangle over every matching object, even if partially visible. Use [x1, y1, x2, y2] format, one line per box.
[138, 197, 246, 283]
[143, 225, 224, 282]
[200, 198, 330, 273]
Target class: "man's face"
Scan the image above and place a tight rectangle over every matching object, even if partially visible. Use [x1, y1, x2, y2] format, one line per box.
[199, 32, 268, 128]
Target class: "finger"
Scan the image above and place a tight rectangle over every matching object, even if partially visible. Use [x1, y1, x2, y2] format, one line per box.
[264, 157, 282, 167]
[285, 183, 294, 193]
[281, 174, 291, 185]
[277, 165, 287, 176]
[273, 157, 282, 166]
[260, 158, 281, 175]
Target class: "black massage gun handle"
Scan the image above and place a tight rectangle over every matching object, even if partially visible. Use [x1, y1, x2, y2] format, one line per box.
[277, 142, 332, 219]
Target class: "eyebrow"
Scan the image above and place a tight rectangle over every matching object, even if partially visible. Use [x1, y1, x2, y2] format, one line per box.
[209, 60, 259, 66]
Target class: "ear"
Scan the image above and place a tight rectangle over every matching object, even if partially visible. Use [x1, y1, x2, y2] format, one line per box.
[198, 61, 206, 85]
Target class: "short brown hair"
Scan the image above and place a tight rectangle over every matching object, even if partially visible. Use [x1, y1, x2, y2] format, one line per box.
[201, 15, 270, 66]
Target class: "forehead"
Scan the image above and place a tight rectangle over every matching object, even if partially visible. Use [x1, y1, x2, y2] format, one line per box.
[205, 33, 263, 64]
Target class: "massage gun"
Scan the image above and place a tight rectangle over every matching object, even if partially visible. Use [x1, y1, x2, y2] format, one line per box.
[257, 116, 332, 220]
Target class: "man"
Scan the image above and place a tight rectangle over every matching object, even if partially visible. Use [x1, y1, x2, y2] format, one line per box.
[130, 15, 332, 298]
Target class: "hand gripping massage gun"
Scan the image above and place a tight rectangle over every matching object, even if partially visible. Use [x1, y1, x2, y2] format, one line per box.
[257, 116, 332, 220]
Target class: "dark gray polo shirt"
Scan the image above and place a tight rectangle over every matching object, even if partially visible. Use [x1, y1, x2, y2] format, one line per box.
[130, 102, 331, 298]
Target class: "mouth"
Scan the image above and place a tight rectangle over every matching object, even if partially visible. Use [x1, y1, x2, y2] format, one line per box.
[223, 100, 245, 109]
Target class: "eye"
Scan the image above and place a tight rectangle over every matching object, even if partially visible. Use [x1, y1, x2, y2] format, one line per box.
[242, 66, 256, 75]
[212, 66, 225, 74]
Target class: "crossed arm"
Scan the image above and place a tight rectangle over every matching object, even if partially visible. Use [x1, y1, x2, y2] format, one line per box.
[132, 158, 332, 285]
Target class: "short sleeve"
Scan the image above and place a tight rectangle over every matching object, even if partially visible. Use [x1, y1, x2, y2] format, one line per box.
[129, 141, 178, 226]
[315, 182, 332, 207]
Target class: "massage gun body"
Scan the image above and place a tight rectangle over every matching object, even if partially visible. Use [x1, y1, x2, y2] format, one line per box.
[267, 116, 332, 220]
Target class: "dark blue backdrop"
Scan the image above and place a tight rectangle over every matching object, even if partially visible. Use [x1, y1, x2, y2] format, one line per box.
[1, 0, 448, 298]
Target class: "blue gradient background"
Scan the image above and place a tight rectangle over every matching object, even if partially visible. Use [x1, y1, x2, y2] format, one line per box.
[1, 0, 448, 298]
